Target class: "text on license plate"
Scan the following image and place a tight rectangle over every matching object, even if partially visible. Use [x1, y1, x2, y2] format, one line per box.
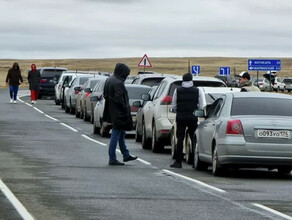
[257, 129, 290, 138]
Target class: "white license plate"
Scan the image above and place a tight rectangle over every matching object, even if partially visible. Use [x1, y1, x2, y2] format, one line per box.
[257, 129, 290, 139]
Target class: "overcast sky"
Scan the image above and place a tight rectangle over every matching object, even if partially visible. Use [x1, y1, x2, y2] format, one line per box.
[1, 0, 292, 59]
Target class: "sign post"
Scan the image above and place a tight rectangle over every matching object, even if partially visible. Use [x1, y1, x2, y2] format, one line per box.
[138, 54, 152, 74]
[191, 65, 200, 76]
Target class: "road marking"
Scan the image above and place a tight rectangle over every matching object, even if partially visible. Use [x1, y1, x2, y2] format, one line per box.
[25, 103, 32, 107]
[0, 179, 35, 220]
[45, 114, 59, 121]
[33, 107, 44, 114]
[17, 99, 24, 103]
[137, 158, 152, 165]
[252, 203, 292, 220]
[81, 134, 107, 146]
[60, 123, 78, 132]
[162, 169, 226, 194]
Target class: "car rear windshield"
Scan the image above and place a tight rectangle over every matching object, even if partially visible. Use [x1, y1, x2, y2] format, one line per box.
[90, 80, 99, 89]
[168, 81, 226, 96]
[127, 87, 151, 99]
[141, 78, 165, 86]
[283, 79, 292, 83]
[231, 97, 292, 116]
[79, 77, 91, 85]
[41, 70, 65, 79]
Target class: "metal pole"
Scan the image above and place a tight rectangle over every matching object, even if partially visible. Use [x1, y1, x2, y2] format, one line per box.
[257, 70, 259, 87]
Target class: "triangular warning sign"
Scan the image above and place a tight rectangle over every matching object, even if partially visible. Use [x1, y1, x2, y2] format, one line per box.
[138, 54, 152, 67]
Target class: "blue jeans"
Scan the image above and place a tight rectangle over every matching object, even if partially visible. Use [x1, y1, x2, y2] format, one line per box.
[9, 85, 19, 100]
[108, 128, 130, 162]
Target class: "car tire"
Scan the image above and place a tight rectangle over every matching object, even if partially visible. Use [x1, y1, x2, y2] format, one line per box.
[90, 105, 94, 124]
[282, 87, 286, 93]
[135, 123, 142, 142]
[69, 99, 75, 114]
[75, 106, 80, 118]
[212, 145, 225, 176]
[38, 93, 42, 99]
[141, 121, 151, 149]
[278, 167, 291, 175]
[151, 122, 164, 153]
[93, 121, 100, 134]
[55, 95, 60, 105]
[84, 106, 89, 121]
[185, 133, 194, 165]
[193, 141, 208, 171]
[171, 129, 177, 159]
[65, 103, 70, 113]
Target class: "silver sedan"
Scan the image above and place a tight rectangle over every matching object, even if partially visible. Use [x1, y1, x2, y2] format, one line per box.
[194, 92, 292, 176]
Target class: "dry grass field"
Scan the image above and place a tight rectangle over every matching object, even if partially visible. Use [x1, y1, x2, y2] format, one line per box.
[1, 57, 292, 88]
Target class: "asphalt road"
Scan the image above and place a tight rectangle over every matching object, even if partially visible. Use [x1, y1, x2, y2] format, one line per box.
[0, 88, 291, 220]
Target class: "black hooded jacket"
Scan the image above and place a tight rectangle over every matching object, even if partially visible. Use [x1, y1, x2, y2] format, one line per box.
[6, 63, 23, 86]
[102, 63, 133, 130]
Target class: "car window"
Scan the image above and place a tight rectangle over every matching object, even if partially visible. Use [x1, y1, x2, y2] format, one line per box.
[206, 98, 223, 118]
[132, 78, 139, 84]
[79, 77, 91, 85]
[70, 78, 76, 86]
[283, 79, 292, 83]
[90, 80, 99, 89]
[231, 97, 292, 116]
[153, 82, 167, 99]
[41, 70, 64, 79]
[127, 87, 151, 99]
[141, 77, 165, 87]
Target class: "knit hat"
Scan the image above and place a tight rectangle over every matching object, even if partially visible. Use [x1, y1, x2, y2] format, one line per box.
[182, 73, 193, 81]
[237, 71, 250, 80]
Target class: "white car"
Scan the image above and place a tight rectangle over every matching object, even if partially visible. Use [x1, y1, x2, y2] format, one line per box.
[138, 75, 226, 153]
[170, 87, 241, 164]
[273, 77, 286, 92]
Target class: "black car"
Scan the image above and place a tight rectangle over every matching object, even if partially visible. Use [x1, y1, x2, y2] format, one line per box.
[215, 75, 238, 87]
[38, 67, 68, 98]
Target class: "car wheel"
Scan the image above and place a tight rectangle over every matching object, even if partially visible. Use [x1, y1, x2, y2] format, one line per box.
[151, 122, 164, 153]
[55, 95, 60, 105]
[264, 87, 267, 92]
[277, 87, 280, 92]
[90, 106, 94, 124]
[212, 145, 224, 176]
[185, 133, 194, 165]
[100, 121, 109, 137]
[282, 87, 286, 93]
[135, 123, 142, 142]
[65, 101, 70, 113]
[38, 93, 42, 99]
[93, 121, 100, 134]
[75, 106, 80, 118]
[69, 99, 75, 114]
[84, 106, 89, 121]
[194, 141, 208, 171]
[141, 121, 151, 149]
[80, 104, 84, 119]
[278, 167, 291, 175]
[171, 129, 177, 159]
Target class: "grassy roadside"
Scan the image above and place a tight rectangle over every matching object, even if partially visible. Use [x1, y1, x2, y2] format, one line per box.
[1, 57, 292, 88]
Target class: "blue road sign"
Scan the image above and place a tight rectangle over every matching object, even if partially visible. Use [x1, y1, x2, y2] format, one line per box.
[192, 65, 200, 75]
[219, 67, 230, 75]
[248, 59, 281, 71]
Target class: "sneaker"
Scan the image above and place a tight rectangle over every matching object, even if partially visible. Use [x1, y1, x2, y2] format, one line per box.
[31, 101, 34, 104]
[108, 160, 125, 166]
[13, 100, 17, 104]
[10, 99, 13, 103]
[123, 155, 138, 162]
[170, 161, 182, 168]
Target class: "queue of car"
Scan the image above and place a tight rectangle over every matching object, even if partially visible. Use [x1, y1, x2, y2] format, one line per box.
[41, 68, 292, 177]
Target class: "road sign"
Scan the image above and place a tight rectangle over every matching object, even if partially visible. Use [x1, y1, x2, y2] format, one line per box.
[248, 59, 281, 71]
[138, 54, 152, 67]
[219, 67, 230, 75]
[191, 65, 200, 75]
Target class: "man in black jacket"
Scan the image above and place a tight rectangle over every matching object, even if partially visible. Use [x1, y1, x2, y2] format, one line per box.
[103, 63, 138, 165]
[170, 73, 204, 168]
[5, 62, 23, 103]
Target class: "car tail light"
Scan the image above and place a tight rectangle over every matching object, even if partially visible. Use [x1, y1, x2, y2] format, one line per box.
[259, 82, 263, 85]
[274, 82, 277, 85]
[40, 79, 47, 83]
[75, 90, 79, 95]
[85, 92, 91, 98]
[130, 106, 139, 112]
[226, 120, 243, 135]
[159, 130, 169, 133]
[160, 96, 172, 105]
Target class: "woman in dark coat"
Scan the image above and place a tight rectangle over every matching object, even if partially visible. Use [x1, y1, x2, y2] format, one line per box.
[27, 64, 41, 104]
[5, 62, 23, 103]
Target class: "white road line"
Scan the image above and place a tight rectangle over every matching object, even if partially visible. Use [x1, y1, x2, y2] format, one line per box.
[60, 123, 78, 132]
[45, 114, 59, 121]
[162, 169, 226, 194]
[17, 99, 24, 103]
[81, 134, 107, 146]
[252, 203, 292, 220]
[137, 158, 152, 165]
[25, 103, 32, 107]
[0, 179, 35, 220]
[33, 107, 44, 114]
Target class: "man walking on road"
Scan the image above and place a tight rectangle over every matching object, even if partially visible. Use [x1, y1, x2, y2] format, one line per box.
[5, 62, 23, 103]
[27, 64, 41, 104]
[170, 73, 204, 168]
[103, 63, 138, 166]
[237, 71, 261, 92]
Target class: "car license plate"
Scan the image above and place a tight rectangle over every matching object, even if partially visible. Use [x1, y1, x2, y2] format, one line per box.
[257, 129, 290, 138]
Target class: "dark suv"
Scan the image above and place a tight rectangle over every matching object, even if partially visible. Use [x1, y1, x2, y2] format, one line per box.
[215, 75, 238, 87]
[38, 67, 68, 98]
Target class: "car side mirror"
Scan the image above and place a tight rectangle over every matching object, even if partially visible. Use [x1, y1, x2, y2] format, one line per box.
[132, 100, 142, 107]
[141, 94, 150, 101]
[194, 109, 205, 117]
[74, 86, 81, 91]
[84, 88, 92, 93]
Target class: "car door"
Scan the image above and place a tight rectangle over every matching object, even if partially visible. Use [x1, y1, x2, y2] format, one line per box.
[198, 98, 224, 157]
